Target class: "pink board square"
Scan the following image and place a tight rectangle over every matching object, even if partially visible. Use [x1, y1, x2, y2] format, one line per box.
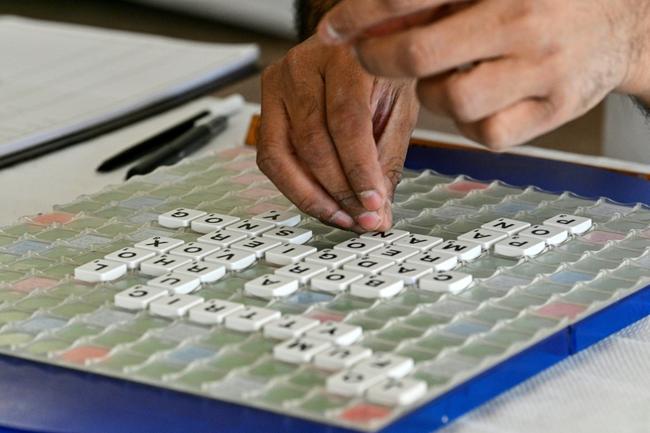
[12, 277, 58, 293]
[536, 302, 586, 319]
[340, 403, 392, 424]
[448, 181, 489, 193]
[306, 310, 344, 323]
[60, 346, 110, 364]
[582, 231, 626, 245]
[30, 212, 75, 226]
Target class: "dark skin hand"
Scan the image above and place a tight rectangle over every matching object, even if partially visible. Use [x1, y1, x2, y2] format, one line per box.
[259, 0, 650, 233]
[258, 35, 420, 232]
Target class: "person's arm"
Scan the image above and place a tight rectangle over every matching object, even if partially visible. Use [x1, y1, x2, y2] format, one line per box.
[296, 0, 339, 40]
[256, 1, 420, 233]
[316, 0, 650, 149]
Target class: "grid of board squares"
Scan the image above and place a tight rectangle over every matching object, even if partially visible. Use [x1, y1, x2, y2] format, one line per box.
[0, 146, 649, 431]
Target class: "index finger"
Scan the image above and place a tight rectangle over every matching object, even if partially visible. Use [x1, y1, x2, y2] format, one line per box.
[324, 63, 387, 212]
[258, 74, 355, 229]
[317, 0, 461, 44]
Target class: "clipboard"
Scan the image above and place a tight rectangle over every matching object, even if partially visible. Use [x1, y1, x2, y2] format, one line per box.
[0, 64, 257, 170]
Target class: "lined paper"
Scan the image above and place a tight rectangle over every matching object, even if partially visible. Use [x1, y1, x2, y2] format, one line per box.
[0, 16, 259, 158]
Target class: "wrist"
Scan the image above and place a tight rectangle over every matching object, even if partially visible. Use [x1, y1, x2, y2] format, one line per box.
[620, 51, 650, 105]
[296, 0, 339, 40]
[616, 2, 650, 103]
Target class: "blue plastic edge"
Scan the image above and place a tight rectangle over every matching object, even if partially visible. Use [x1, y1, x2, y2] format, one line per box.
[377, 327, 571, 433]
[570, 283, 650, 353]
[0, 145, 649, 433]
[404, 145, 650, 205]
[4, 284, 648, 433]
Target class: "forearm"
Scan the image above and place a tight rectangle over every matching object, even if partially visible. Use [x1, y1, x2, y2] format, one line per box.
[296, 0, 339, 40]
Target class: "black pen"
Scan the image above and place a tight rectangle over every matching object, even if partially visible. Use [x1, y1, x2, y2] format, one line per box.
[125, 115, 229, 180]
[97, 95, 245, 173]
[96, 111, 209, 172]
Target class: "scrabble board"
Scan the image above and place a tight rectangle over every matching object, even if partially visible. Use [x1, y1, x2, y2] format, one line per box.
[1, 143, 650, 433]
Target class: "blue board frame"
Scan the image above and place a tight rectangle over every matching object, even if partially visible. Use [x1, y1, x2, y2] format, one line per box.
[1, 144, 649, 433]
[404, 145, 650, 205]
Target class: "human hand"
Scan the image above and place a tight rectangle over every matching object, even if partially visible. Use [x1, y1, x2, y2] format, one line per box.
[258, 35, 419, 232]
[317, 0, 650, 149]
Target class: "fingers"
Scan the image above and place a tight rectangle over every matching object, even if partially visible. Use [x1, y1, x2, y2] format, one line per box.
[280, 67, 386, 232]
[354, 1, 508, 78]
[416, 59, 548, 123]
[324, 62, 387, 213]
[457, 98, 558, 150]
[317, 0, 461, 44]
[258, 68, 354, 229]
[377, 83, 419, 199]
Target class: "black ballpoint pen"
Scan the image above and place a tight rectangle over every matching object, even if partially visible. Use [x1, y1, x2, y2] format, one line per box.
[96, 110, 209, 172]
[125, 115, 229, 180]
[97, 95, 244, 173]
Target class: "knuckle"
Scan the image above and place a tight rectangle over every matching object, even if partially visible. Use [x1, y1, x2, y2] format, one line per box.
[330, 189, 360, 209]
[355, 44, 380, 75]
[506, 1, 546, 41]
[548, 88, 570, 114]
[329, 90, 370, 119]
[295, 195, 322, 218]
[292, 140, 337, 174]
[344, 161, 373, 186]
[256, 151, 277, 176]
[330, 109, 370, 140]
[544, 92, 566, 120]
[400, 37, 434, 76]
[516, 18, 544, 47]
[298, 94, 322, 120]
[282, 47, 310, 81]
[304, 151, 333, 171]
[284, 47, 301, 70]
[383, 155, 404, 184]
[445, 76, 477, 122]
[478, 117, 514, 150]
[294, 129, 328, 155]
[504, 0, 536, 24]
[379, 0, 414, 13]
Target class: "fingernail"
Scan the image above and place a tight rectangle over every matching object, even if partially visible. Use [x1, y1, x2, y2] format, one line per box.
[320, 21, 343, 44]
[359, 190, 383, 211]
[357, 212, 381, 231]
[330, 210, 354, 228]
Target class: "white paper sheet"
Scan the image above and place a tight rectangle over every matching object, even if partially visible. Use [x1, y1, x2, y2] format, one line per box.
[0, 16, 259, 159]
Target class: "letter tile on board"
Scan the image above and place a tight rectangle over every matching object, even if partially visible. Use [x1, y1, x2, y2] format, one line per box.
[158, 208, 206, 228]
